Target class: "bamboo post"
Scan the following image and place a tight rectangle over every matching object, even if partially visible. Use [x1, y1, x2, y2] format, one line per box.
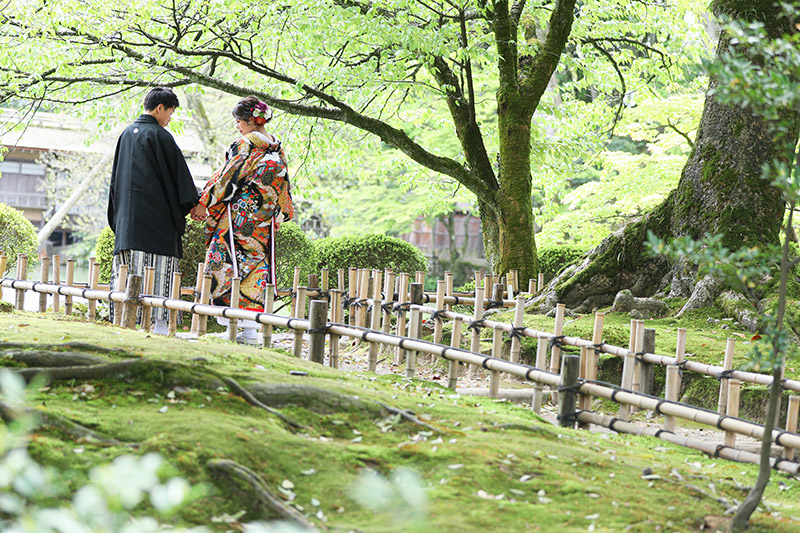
[394, 273, 410, 363]
[356, 268, 370, 328]
[724, 379, 742, 448]
[139, 266, 154, 331]
[415, 270, 425, 286]
[537, 272, 544, 292]
[381, 269, 395, 335]
[469, 286, 485, 354]
[718, 338, 736, 414]
[190, 263, 205, 334]
[65, 259, 75, 316]
[433, 280, 446, 345]
[308, 273, 319, 291]
[577, 345, 589, 423]
[329, 289, 342, 368]
[473, 270, 481, 289]
[509, 295, 525, 364]
[631, 319, 645, 397]
[113, 264, 128, 326]
[336, 268, 344, 291]
[674, 327, 687, 392]
[51, 254, 61, 313]
[489, 325, 503, 398]
[505, 272, 514, 298]
[527, 278, 535, 294]
[619, 320, 640, 421]
[558, 354, 580, 428]
[785, 396, 800, 460]
[512, 270, 519, 297]
[227, 277, 241, 343]
[87, 259, 101, 321]
[549, 303, 566, 374]
[121, 274, 142, 329]
[663, 365, 679, 432]
[262, 284, 275, 348]
[321, 268, 329, 291]
[289, 266, 301, 317]
[0, 254, 5, 303]
[308, 300, 328, 364]
[86, 257, 95, 318]
[197, 274, 212, 335]
[447, 317, 463, 390]
[168, 271, 181, 336]
[293, 286, 307, 358]
[15, 254, 28, 310]
[405, 307, 421, 379]
[404, 283, 424, 378]
[532, 337, 549, 413]
[444, 271, 453, 311]
[581, 312, 605, 412]
[368, 278, 382, 372]
[38, 256, 50, 312]
[483, 275, 492, 299]
[639, 327, 656, 395]
[347, 267, 357, 325]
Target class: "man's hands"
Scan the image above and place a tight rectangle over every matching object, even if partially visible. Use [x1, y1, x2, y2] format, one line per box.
[190, 203, 207, 222]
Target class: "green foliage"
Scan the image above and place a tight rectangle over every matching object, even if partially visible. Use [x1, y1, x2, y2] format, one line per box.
[538, 245, 587, 283]
[314, 234, 427, 288]
[275, 221, 316, 289]
[0, 369, 206, 533]
[93, 226, 116, 283]
[0, 203, 38, 276]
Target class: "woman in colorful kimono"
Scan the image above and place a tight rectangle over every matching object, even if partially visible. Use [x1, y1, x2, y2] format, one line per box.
[197, 95, 293, 343]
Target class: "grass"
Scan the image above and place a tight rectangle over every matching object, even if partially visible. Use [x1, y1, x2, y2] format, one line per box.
[1, 309, 800, 532]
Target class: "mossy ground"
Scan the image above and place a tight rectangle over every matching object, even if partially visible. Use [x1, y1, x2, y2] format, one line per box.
[2, 310, 800, 532]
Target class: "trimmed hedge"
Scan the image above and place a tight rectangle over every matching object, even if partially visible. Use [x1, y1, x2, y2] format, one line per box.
[93, 227, 115, 283]
[0, 203, 38, 276]
[275, 221, 316, 289]
[89, 221, 427, 293]
[314, 233, 427, 288]
[538, 244, 587, 283]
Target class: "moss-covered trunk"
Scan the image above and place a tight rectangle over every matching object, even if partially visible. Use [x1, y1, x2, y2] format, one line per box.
[552, 0, 800, 311]
[479, 101, 539, 283]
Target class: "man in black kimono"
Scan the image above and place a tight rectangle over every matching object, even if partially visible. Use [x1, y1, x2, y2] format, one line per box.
[107, 87, 204, 334]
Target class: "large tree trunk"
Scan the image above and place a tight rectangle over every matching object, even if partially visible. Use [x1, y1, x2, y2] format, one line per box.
[550, 0, 800, 312]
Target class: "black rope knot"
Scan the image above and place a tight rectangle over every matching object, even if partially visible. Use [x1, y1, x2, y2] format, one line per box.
[381, 302, 394, 313]
[635, 351, 647, 363]
[509, 326, 527, 340]
[716, 369, 736, 381]
[556, 410, 582, 425]
[484, 299, 504, 310]
[592, 342, 605, 353]
[393, 302, 412, 313]
[549, 335, 566, 349]
[431, 310, 449, 322]
[307, 325, 330, 334]
[557, 383, 583, 394]
[467, 319, 486, 332]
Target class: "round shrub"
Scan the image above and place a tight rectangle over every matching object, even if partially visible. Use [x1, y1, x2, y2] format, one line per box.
[314, 234, 427, 288]
[275, 221, 316, 289]
[93, 226, 115, 283]
[0, 203, 38, 276]
[538, 244, 587, 283]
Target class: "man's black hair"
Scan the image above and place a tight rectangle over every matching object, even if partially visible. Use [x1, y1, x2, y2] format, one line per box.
[143, 87, 180, 111]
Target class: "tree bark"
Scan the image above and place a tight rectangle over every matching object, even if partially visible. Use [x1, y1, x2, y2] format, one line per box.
[553, 0, 800, 311]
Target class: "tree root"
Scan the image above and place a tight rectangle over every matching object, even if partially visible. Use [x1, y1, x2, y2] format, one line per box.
[0, 399, 128, 447]
[12, 359, 151, 382]
[222, 377, 303, 432]
[207, 459, 321, 530]
[0, 341, 130, 355]
[2, 350, 108, 368]
[376, 402, 441, 433]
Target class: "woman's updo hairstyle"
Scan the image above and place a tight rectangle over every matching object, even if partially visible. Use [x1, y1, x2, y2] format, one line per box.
[232, 95, 273, 126]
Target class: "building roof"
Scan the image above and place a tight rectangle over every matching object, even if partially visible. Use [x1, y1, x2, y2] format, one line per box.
[0, 108, 211, 179]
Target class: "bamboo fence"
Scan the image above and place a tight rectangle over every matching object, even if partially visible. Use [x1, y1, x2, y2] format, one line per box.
[2, 254, 800, 475]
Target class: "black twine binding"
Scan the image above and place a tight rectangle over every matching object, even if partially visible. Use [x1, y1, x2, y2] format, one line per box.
[549, 335, 566, 349]
[655, 399, 667, 415]
[556, 410, 581, 425]
[482, 358, 491, 369]
[431, 310, 449, 322]
[393, 302, 412, 313]
[716, 415, 727, 430]
[714, 444, 725, 458]
[509, 326, 527, 340]
[557, 383, 583, 394]
[635, 351, 647, 363]
[716, 369, 736, 381]
[467, 319, 486, 332]
[608, 417, 622, 432]
[308, 326, 331, 334]
[484, 299, 504, 310]
[381, 302, 394, 313]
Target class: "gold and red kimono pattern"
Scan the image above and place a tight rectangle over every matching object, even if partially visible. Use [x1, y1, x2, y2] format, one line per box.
[199, 132, 293, 310]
